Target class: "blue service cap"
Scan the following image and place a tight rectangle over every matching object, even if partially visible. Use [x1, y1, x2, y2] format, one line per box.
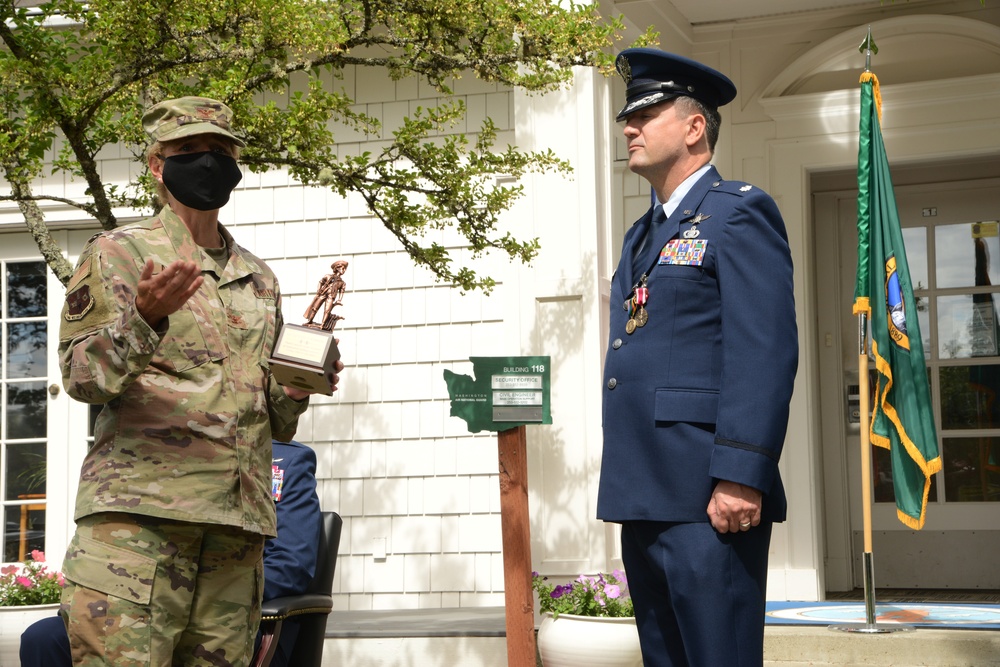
[615, 48, 737, 121]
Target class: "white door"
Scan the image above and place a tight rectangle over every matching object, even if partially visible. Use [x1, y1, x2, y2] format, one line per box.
[1, 249, 49, 563]
[0, 230, 92, 568]
[816, 171, 1000, 591]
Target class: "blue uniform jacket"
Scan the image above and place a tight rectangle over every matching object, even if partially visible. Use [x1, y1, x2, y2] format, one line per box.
[264, 440, 322, 667]
[597, 166, 798, 524]
[267, 440, 321, 601]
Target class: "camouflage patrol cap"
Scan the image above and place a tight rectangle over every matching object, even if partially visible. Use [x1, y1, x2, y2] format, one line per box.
[142, 96, 246, 147]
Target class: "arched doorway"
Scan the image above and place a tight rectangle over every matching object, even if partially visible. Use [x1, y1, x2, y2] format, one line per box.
[760, 14, 1000, 593]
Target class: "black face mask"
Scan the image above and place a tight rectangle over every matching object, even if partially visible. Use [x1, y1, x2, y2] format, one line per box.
[162, 151, 242, 211]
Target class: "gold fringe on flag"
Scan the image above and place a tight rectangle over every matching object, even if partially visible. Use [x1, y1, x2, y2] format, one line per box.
[859, 71, 882, 124]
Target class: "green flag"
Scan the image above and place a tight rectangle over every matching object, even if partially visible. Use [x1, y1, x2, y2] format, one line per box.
[852, 72, 941, 530]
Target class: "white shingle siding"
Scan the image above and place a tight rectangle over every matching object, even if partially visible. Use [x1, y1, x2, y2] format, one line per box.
[254, 67, 523, 610]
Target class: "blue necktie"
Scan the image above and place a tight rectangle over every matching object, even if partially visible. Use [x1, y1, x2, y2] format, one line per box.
[633, 206, 667, 284]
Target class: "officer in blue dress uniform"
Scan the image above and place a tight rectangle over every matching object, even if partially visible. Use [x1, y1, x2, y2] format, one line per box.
[596, 48, 798, 667]
[256, 439, 323, 667]
[20, 440, 321, 667]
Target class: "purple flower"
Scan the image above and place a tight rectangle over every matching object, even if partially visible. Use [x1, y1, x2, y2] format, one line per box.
[532, 569, 634, 618]
[550, 584, 573, 599]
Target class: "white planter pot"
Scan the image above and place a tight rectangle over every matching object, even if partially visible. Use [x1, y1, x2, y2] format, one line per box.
[537, 612, 643, 667]
[0, 603, 60, 667]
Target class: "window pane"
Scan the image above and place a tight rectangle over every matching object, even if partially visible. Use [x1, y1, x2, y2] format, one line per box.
[873, 445, 938, 503]
[3, 505, 46, 562]
[942, 437, 1000, 502]
[5, 321, 46, 379]
[935, 221, 1000, 289]
[939, 365, 1000, 430]
[5, 262, 47, 318]
[937, 294, 1000, 359]
[902, 226, 928, 291]
[916, 300, 931, 361]
[4, 442, 47, 500]
[6, 381, 47, 439]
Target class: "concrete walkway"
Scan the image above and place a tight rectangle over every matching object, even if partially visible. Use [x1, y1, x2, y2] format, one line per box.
[765, 626, 1000, 666]
[318, 607, 1000, 666]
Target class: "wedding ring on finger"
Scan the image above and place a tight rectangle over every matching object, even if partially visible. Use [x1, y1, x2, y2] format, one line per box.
[739, 521, 751, 530]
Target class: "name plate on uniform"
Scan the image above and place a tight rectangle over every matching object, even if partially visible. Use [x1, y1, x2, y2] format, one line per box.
[268, 324, 340, 396]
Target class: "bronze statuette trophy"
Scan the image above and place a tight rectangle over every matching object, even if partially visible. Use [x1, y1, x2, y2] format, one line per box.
[268, 261, 348, 395]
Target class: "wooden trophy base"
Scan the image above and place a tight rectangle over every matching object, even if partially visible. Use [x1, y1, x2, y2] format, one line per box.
[268, 323, 340, 396]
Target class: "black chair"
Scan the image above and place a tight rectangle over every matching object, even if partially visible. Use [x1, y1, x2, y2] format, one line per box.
[252, 511, 343, 667]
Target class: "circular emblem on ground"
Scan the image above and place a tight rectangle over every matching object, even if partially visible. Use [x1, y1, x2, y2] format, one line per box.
[767, 603, 1000, 626]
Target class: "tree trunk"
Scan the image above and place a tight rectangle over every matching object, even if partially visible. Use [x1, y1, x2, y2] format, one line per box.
[4, 169, 74, 287]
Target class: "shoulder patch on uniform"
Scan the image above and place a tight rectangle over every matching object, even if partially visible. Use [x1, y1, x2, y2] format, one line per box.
[65, 284, 95, 321]
[64, 255, 97, 322]
[59, 251, 113, 341]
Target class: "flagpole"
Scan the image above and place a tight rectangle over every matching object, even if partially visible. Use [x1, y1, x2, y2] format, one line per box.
[830, 27, 914, 634]
[830, 313, 887, 632]
[857, 313, 879, 623]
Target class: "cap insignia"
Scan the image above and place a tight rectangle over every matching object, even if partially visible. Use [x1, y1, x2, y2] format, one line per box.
[196, 104, 219, 119]
[176, 110, 231, 130]
[615, 54, 632, 85]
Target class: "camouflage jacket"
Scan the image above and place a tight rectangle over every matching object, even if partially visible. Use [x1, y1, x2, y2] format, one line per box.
[58, 206, 308, 537]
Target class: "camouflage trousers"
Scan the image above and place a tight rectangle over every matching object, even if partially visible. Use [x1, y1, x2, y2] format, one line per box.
[60, 512, 265, 667]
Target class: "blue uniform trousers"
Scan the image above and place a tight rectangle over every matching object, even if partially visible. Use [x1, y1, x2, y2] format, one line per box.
[621, 521, 772, 667]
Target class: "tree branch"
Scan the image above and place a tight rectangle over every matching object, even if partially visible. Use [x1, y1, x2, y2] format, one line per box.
[2, 163, 75, 286]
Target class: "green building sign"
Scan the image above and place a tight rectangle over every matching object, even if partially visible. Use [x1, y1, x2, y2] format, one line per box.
[443, 356, 552, 433]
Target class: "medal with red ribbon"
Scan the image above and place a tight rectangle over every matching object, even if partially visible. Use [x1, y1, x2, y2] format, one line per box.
[625, 277, 650, 334]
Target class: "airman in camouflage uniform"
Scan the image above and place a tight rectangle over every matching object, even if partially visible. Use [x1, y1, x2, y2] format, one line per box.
[57, 97, 333, 667]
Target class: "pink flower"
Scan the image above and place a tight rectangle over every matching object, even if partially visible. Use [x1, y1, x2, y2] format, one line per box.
[30, 550, 46, 563]
[1, 565, 18, 576]
[15, 576, 35, 588]
[605, 584, 621, 599]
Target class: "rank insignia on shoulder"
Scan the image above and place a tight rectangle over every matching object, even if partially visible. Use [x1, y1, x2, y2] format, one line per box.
[65, 285, 95, 321]
[740, 184, 753, 192]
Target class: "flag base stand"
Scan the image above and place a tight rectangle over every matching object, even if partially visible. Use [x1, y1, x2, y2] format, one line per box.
[830, 623, 915, 634]
[829, 552, 915, 634]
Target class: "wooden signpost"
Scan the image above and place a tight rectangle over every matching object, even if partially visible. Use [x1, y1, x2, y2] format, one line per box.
[498, 425, 536, 667]
[444, 357, 552, 667]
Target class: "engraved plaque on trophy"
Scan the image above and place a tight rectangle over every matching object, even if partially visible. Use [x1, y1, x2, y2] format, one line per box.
[268, 261, 348, 396]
